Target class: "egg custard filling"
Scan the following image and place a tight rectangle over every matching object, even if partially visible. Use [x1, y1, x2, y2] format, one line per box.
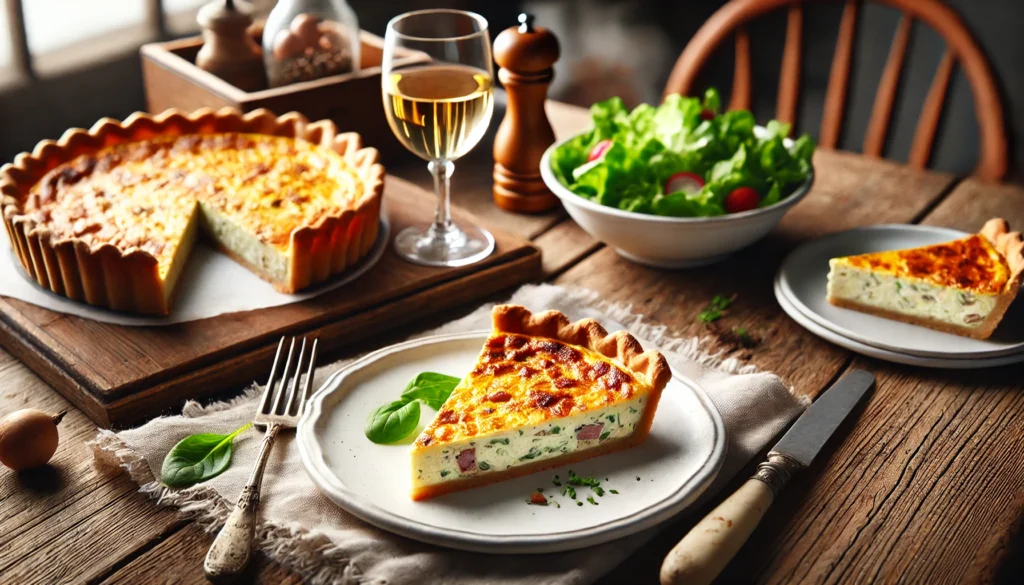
[410, 305, 670, 501]
[4, 122, 383, 315]
[826, 218, 1023, 340]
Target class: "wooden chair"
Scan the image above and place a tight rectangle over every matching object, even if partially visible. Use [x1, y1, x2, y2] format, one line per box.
[663, 0, 1007, 180]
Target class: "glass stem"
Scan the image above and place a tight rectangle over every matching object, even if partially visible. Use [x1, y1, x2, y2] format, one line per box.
[429, 160, 455, 234]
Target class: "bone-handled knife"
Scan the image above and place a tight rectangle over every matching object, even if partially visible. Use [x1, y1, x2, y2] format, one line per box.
[660, 369, 876, 585]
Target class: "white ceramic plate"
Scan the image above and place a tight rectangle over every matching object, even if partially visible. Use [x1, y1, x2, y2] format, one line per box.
[776, 224, 1024, 359]
[297, 332, 727, 554]
[775, 279, 1024, 368]
[3, 218, 390, 326]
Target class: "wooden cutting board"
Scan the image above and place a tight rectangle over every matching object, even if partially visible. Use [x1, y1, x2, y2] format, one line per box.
[0, 176, 540, 427]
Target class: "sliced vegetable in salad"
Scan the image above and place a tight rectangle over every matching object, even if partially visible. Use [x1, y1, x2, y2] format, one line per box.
[550, 88, 815, 217]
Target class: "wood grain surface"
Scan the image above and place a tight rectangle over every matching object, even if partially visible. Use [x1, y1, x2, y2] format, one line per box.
[2, 101, 1022, 585]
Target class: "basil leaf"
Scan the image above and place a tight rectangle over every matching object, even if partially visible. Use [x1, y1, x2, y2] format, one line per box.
[365, 399, 421, 444]
[161, 423, 251, 488]
[399, 372, 461, 411]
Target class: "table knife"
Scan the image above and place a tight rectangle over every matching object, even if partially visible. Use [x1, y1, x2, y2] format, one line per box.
[660, 369, 875, 585]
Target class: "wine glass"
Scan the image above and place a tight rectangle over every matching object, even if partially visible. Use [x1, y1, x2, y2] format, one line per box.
[382, 9, 496, 267]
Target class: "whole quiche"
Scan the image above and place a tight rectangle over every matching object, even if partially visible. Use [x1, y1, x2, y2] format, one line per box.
[0, 108, 384, 315]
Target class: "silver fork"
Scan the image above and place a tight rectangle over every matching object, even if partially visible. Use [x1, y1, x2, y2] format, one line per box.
[203, 336, 319, 581]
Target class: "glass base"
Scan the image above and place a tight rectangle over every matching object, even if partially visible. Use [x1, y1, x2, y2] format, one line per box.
[393, 222, 495, 267]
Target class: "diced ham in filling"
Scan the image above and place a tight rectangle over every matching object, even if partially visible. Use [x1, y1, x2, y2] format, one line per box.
[576, 423, 604, 441]
[457, 448, 476, 472]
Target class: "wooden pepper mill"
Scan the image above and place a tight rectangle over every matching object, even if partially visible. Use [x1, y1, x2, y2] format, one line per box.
[492, 13, 561, 213]
[196, 0, 266, 92]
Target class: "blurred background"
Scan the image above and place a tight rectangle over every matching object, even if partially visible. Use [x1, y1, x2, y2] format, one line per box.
[0, 0, 1020, 181]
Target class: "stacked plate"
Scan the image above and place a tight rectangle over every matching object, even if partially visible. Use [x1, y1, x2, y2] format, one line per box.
[775, 224, 1024, 369]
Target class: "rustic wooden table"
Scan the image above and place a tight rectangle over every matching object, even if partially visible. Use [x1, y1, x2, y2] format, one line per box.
[2, 101, 1022, 584]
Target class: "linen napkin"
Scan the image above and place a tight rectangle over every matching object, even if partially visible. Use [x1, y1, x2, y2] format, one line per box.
[91, 284, 807, 585]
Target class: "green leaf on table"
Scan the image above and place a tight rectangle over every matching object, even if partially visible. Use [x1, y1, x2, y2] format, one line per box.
[400, 372, 462, 410]
[365, 399, 421, 444]
[698, 294, 737, 324]
[161, 423, 251, 488]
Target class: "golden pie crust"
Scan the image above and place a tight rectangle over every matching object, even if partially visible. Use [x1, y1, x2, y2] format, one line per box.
[410, 305, 670, 500]
[0, 108, 384, 315]
[828, 218, 1023, 339]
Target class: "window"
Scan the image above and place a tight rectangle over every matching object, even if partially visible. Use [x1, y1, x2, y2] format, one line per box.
[1, 0, 207, 82]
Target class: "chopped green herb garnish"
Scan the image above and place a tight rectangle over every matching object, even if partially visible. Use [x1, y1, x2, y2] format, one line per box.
[536, 487, 544, 493]
[606, 414, 616, 423]
[489, 438, 510, 445]
[731, 327, 757, 347]
[593, 486, 605, 497]
[587, 496, 598, 505]
[599, 431, 611, 442]
[552, 475, 562, 486]
[562, 485, 577, 499]
[518, 430, 524, 436]
[478, 461, 491, 471]
[577, 501, 583, 507]
[698, 294, 735, 324]
[440, 470, 450, 477]
[610, 489, 619, 495]
[568, 470, 601, 487]
[551, 426, 561, 434]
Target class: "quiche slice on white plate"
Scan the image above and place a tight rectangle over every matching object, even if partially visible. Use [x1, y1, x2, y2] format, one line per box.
[826, 218, 1024, 339]
[409, 305, 670, 501]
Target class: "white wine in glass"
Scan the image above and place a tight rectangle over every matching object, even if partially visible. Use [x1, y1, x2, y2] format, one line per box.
[382, 10, 496, 267]
[384, 64, 494, 162]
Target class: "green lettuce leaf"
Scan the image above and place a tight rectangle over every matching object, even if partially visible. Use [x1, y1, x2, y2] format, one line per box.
[547, 87, 815, 218]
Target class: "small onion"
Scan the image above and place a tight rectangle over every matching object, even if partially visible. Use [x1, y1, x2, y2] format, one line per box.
[0, 408, 66, 471]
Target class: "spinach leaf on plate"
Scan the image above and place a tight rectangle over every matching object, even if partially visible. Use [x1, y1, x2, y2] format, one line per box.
[364, 371, 462, 444]
[399, 372, 461, 411]
[365, 399, 421, 444]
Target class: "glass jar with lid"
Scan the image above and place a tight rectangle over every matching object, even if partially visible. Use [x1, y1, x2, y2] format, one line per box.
[263, 0, 360, 87]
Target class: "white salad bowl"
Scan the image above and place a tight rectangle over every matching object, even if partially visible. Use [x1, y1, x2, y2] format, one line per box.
[539, 132, 814, 269]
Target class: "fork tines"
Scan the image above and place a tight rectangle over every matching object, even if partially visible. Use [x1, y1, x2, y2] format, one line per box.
[259, 336, 319, 421]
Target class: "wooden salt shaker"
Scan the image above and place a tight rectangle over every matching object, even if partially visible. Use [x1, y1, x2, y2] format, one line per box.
[493, 13, 561, 213]
[196, 0, 266, 92]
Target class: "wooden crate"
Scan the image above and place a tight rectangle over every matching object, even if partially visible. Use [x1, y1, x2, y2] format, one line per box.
[140, 28, 425, 162]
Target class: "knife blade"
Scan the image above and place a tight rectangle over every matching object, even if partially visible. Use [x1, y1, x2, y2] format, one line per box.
[770, 368, 875, 467]
[660, 369, 876, 585]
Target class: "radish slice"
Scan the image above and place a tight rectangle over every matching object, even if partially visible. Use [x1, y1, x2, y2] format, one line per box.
[665, 172, 705, 195]
[588, 140, 613, 162]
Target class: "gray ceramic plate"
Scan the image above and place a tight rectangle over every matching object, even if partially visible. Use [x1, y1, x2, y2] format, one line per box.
[776, 224, 1024, 359]
[297, 331, 727, 554]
